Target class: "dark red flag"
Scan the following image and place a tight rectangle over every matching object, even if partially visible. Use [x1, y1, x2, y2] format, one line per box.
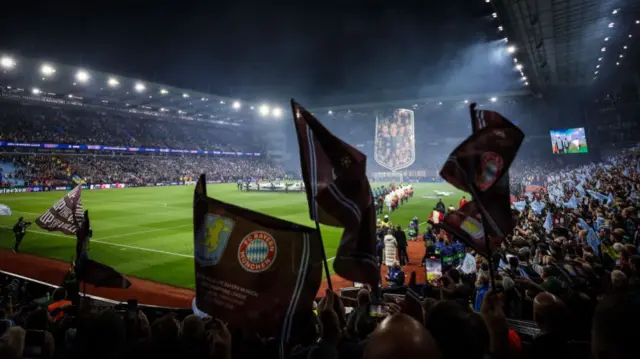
[291, 100, 379, 286]
[440, 106, 523, 246]
[193, 174, 323, 341]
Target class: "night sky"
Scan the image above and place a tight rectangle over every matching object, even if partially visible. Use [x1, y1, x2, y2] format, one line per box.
[0, 0, 499, 105]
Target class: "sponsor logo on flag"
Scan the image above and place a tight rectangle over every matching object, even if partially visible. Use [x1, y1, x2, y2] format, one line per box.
[237, 231, 277, 273]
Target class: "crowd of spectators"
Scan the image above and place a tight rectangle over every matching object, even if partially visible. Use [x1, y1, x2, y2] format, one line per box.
[0, 154, 287, 186]
[0, 102, 264, 153]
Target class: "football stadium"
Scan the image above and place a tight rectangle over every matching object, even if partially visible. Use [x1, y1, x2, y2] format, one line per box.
[2, 1, 640, 358]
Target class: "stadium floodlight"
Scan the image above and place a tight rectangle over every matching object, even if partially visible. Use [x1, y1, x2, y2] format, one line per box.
[75, 70, 90, 83]
[107, 77, 120, 87]
[463, 99, 469, 104]
[490, 97, 497, 102]
[636, 20, 639, 24]
[515, 64, 523, 71]
[232, 101, 241, 109]
[596, 65, 600, 68]
[513, 58, 518, 63]
[608, 22, 614, 28]
[506, 45, 516, 54]
[498, 26, 503, 31]
[1, 56, 16, 70]
[612, 9, 619, 15]
[492, 12, 497, 18]
[259, 104, 270, 116]
[594, 71, 599, 75]
[616, 62, 620, 66]
[521, 76, 527, 81]
[32, 88, 41, 95]
[272, 107, 283, 118]
[40, 64, 56, 76]
[328, 110, 333, 115]
[160, 88, 168, 94]
[598, 57, 603, 61]
[134, 82, 146, 92]
[629, 34, 633, 38]
[182, 93, 189, 98]
[438, 101, 443, 105]
[524, 82, 529, 86]
[619, 54, 624, 58]
[623, 45, 628, 49]
[601, 47, 606, 52]
[604, 37, 610, 41]
[220, 100, 225, 104]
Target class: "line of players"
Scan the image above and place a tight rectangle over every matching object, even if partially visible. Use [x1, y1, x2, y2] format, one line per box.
[373, 183, 414, 214]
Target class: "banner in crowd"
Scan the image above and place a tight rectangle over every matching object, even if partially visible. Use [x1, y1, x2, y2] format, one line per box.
[246, 182, 305, 192]
[193, 175, 323, 340]
[374, 108, 416, 171]
[35, 184, 84, 235]
[52, 156, 85, 184]
[292, 100, 379, 286]
[0, 141, 262, 157]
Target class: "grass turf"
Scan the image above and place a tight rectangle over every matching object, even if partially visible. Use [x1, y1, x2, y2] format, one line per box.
[0, 183, 463, 288]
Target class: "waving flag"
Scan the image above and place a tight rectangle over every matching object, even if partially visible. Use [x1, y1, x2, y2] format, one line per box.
[563, 195, 579, 209]
[578, 218, 600, 255]
[35, 184, 84, 235]
[544, 211, 553, 234]
[193, 175, 322, 341]
[0, 204, 11, 216]
[512, 201, 526, 212]
[291, 100, 379, 285]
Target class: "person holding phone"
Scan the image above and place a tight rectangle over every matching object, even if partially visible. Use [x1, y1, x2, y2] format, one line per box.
[385, 262, 405, 288]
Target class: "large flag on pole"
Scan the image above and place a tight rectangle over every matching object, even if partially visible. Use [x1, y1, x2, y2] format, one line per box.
[193, 174, 323, 341]
[439, 106, 524, 254]
[35, 184, 84, 235]
[290, 100, 379, 286]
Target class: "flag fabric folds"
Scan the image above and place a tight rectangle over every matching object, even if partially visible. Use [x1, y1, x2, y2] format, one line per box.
[193, 174, 323, 341]
[0, 204, 11, 216]
[35, 184, 84, 235]
[74, 210, 131, 289]
[291, 100, 379, 286]
[439, 106, 524, 254]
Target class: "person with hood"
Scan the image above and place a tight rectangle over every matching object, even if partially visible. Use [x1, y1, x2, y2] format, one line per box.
[384, 229, 398, 271]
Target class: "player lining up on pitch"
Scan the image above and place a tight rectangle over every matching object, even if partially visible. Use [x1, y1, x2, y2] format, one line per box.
[12, 216, 31, 252]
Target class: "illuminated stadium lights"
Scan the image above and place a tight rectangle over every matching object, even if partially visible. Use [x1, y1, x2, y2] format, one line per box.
[40, 64, 56, 76]
[598, 57, 603, 61]
[601, 47, 606, 52]
[220, 100, 225, 104]
[619, 54, 624, 58]
[608, 22, 615, 28]
[328, 110, 334, 115]
[134, 82, 146, 92]
[515, 64, 523, 71]
[272, 107, 283, 118]
[1, 56, 16, 69]
[521, 76, 527, 81]
[506, 45, 516, 54]
[616, 62, 620, 65]
[629, 34, 633, 38]
[596, 65, 600, 69]
[612, 9, 619, 15]
[498, 26, 503, 31]
[524, 82, 529, 86]
[513, 58, 518, 63]
[32, 88, 41, 95]
[492, 12, 497, 18]
[637, 20, 639, 24]
[594, 71, 599, 75]
[182, 93, 189, 98]
[438, 102, 443, 105]
[258, 104, 270, 116]
[463, 100, 469, 104]
[489, 97, 497, 103]
[250, 106, 255, 110]
[160, 88, 168, 94]
[232, 101, 241, 109]
[68, 94, 73, 98]
[503, 37, 509, 42]
[107, 77, 120, 87]
[623, 45, 628, 49]
[75, 70, 90, 83]
[604, 37, 610, 41]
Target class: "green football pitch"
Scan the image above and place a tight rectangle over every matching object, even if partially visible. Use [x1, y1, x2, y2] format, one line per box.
[0, 183, 463, 288]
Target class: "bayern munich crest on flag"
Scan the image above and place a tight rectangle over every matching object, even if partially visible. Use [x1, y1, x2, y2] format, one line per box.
[237, 231, 277, 273]
[476, 152, 504, 191]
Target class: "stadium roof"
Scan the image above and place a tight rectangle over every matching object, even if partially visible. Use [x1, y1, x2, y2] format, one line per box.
[496, 0, 640, 88]
[0, 54, 287, 126]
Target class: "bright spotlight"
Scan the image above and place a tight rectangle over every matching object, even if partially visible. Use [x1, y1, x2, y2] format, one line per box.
[608, 22, 615, 28]
[160, 89, 168, 94]
[601, 47, 606, 52]
[107, 77, 119, 87]
[272, 107, 283, 118]
[604, 37, 610, 41]
[463, 99, 469, 104]
[32, 88, 41, 95]
[598, 57, 603, 61]
[513, 58, 518, 63]
[515, 64, 523, 71]
[490, 97, 497, 102]
[259, 104, 270, 116]
[232, 101, 241, 110]
[620, 54, 624, 58]
[629, 34, 633, 38]
[521, 76, 527, 81]
[616, 62, 620, 66]
[596, 65, 600, 68]
[438, 102, 443, 105]
[636, 20, 639, 24]
[40, 64, 56, 76]
[492, 12, 497, 18]
[498, 26, 503, 31]
[134, 82, 146, 92]
[612, 9, 619, 15]
[75, 70, 90, 83]
[623, 45, 628, 49]
[506, 45, 516, 54]
[183, 93, 189, 98]
[328, 110, 333, 115]
[594, 71, 599, 75]
[1, 56, 16, 69]
[524, 82, 529, 86]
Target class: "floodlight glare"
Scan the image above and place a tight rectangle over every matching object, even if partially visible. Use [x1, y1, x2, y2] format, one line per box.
[492, 12, 497, 18]
[75, 70, 90, 83]
[596, 65, 600, 68]
[160, 89, 168, 94]
[515, 64, 523, 71]
[601, 47, 606, 52]
[608, 22, 614, 28]
[232, 101, 241, 109]
[32, 88, 41, 95]
[259, 104, 270, 116]
[598, 57, 603, 61]
[464, 100, 469, 104]
[524, 82, 529, 86]
[612, 9, 619, 15]
[521, 76, 527, 81]
[1, 56, 16, 69]
[40, 64, 55, 76]
[328, 110, 333, 115]
[107, 77, 120, 87]
[616, 62, 620, 66]
[272, 107, 283, 118]
[134, 82, 146, 92]
[498, 26, 503, 31]
[604, 37, 610, 41]
[438, 102, 443, 105]
[506, 45, 516, 54]
[623, 45, 628, 49]
[490, 97, 498, 102]
[183, 93, 189, 98]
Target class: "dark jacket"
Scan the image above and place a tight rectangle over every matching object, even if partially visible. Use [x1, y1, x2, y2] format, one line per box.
[395, 230, 408, 248]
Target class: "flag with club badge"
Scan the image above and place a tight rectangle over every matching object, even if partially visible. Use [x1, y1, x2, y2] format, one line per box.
[193, 174, 323, 342]
[291, 100, 379, 286]
[439, 105, 524, 256]
[35, 184, 84, 235]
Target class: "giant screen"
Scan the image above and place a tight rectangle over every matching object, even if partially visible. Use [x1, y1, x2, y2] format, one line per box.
[374, 109, 416, 171]
[550, 127, 588, 154]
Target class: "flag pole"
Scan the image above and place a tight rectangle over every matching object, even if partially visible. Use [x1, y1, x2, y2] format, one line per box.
[469, 103, 497, 290]
[314, 219, 334, 291]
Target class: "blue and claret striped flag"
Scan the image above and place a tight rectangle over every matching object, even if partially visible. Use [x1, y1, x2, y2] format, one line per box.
[439, 105, 524, 256]
[291, 100, 379, 286]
